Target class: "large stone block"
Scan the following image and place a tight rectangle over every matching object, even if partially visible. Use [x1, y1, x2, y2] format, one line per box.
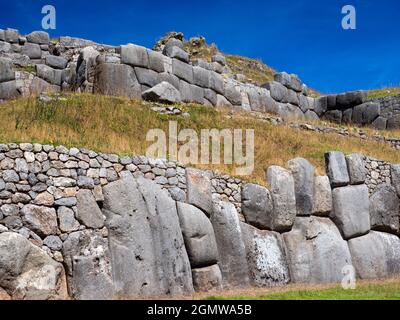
[103, 176, 194, 296]
[224, 82, 242, 105]
[193, 66, 210, 88]
[287, 158, 315, 217]
[158, 72, 180, 90]
[26, 31, 50, 44]
[21, 204, 58, 237]
[241, 183, 273, 229]
[265, 81, 288, 102]
[164, 45, 189, 63]
[0, 232, 67, 300]
[45, 55, 68, 70]
[0, 58, 15, 83]
[120, 44, 149, 68]
[336, 91, 367, 109]
[172, 58, 194, 84]
[76, 189, 104, 229]
[0, 41, 11, 53]
[94, 63, 141, 98]
[209, 71, 224, 95]
[325, 151, 350, 187]
[370, 185, 399, 234]
[345, 153, 366, 185]
[392, 164, 400, 197]
[324, 110, 342, 124]
[211, 201, 250, 288]
[348, 231, 400, 279]
[312, 176, 332, 216]
[21, 43, 41, 59]
[331, 184, 370, 240]
[0, 80, 18, 99]
[142, 81, 181, 104]
[283, 217, 353, 283]
[186, 168, 213, 215]
[177, 202, 219, 268]
[62, 230, 113, 300]
[192, 265, 223, 292]
[241, 223, 290, 287]
[387, 114, 400, 129]
[147, 49, 165, 73]
[314, 96, 328, 116]
[134, 67, 160, 88]
[265, 166, 297, 232]
[4, 29, 19, 43]
[36, 64, 62, 86]
[352, 102, 380, 125]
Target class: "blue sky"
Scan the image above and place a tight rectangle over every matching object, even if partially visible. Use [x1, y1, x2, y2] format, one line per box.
[2, 0, 400, 93]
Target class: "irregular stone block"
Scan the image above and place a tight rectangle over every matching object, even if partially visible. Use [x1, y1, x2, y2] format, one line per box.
[76, 189, 104, 229]
[211, 201, 250, 288]
[0, 41, 11, 53]
[392, 164, 400, 197]
[342, 108, 353, 124]
[387, 114, 400, 129]
[0, 232, 67, 300]
[241, 183, 273, 229]
[370, 185, 399, 234]
[314, 96, 328, 116]
[62, 230, 113, 300]
[209, 71, 224, 95]
[224, 82, 242, 105]
[324, 110, 342, 124]
[21, 204, 58, 237]
[147, 49, 165, 72]
[0, 81, 18, 99]
[45, 55, 68, 70]
[193, 66, 210, 88]
[158, 72, 180, 90]
[331, 184, 370, 240]
[241, 223, 290, 287]
[103, 176, 193, 296]
[265, 166, 296, 232]
[26, 31, 50, 44]
[36, 64, 62, 86]
[120, 44, 149, 68]
[0, 58, 15, 82]
[325, 151, 350, 187]
[192, 265, 223, 292]
[304, 110, 319, 120]
[204, 88, 217, 106]
[216, 94, 232, 107]
[134, 67, 159, 88]
[336, 91, 367, 109]
[5, 29, 19, 43]
[211, 54, 226, 66]
[265, 81, 288, 102]
[177, 202, 218, 268]
[94, 63, 141, 98]
[186, 168, 213, 215]
[142, 81, 181, 104]
[172, 58, 194, 84]
[283, 217, 352, 283]
[345, 153, 366, 185]
[287, 157, 315, 217]
[21, 43, 41, 59]
[312, 176, 332, 216]
[164, 46, 189, 63]
[352, 102, 380, 125]
[372, 116, 387, 130]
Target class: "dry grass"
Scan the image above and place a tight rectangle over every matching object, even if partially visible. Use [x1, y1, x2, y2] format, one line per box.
[368, 87, 400, 100]
[0, 93, 399, 185]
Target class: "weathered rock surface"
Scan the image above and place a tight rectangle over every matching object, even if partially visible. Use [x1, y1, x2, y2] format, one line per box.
[283, 217, 352, 283]
[287, 158, 315, 217]
[345, 153, 366, 185]
[0, 232, 67, 299]
[142, 81, 181, 104]
[266, 166, 296, 232]
[21, 204, 58, 237]
[186, 168, 213, 215]
[325, 152, 350, 187]
[191, 265, 223, 292]
[370, 185, 399, 234]
[312, 176, 332, 216]
[76, 189, 104, 229]
[241, 183, 273, 229]
[241, 223, 290, 286]
[331, 184, 370, 240]
[211, 201, 250, 288]
[102, 176, 193, 296]
[177, 202, 218, 268]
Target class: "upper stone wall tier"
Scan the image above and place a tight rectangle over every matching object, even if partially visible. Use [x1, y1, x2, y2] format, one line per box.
[1, 28, 398, 129]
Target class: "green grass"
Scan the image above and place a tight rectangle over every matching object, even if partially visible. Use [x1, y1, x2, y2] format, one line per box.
[15, 65, 37, 75]
[206, 282, 400, 300]
[368, 87, 400, 100]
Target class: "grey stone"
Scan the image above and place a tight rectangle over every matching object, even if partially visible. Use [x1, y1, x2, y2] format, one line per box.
[312, 176, 332, 216]
[177, 202, 218, 268]
[331, 184, 370, 240]
[36, 64, 62, 86]
[62, 230, 113, 300]
[94, 63, 141, 98]
[172, 59, 194, 83]
[211, 201, 250, 288]
[26, 31, 49, 44]
[147, 49, 165, 72]
[193, 66, 210, 88]
[241, 183, 273, 229]
[342, 108, 353, 123]
[21, 43, 41, 59]
[5, 29, 19, 43]
[163, 38, 184, 51]
[164, 46, 189, 62]
[120, 44, 149, 68]
[45, 55, 68, 69]
[345, 153, 366, 185]
[387, 114, 400, 129]
[370, 185, 399, 234]
[372, 116, 387, 130]
[204, 89, 217, 106]
[287, 157, 315, 217]
[192, 265, 223, 292]
[58, 206, 80, 232]
[265, 166, 297, 232]
[0, 58, 15, 82]
[304, 110, 319, 121]
[43, 235, 63, 251]
[0, 232, 67, 300]
[0, 41, 11, 53]
[241, 223, 290, 286]
[76, 189, 104, 229]
[209, 71, 224, 95]
[392, 164, 400, 197]
[54, 197, 77, 207]
[2, 170, 19, 183]
[134, 67, 159, 88]
[324, 110, 342, 124]
[283, 217, 352, 283]
[325, 151, 350, 187]
[186, 168, 213, 215]
[142, 81, 181, 104]
[168, 187, 186, 202]
[352, 102, 380, 125]
[212, 55, 226, 66]
[102, 176, 193, 296]
[0, 81, 18, 99]
[21, 204, 58, 237]
[224, 83, 242, 105]
[216, 94, 232, 107]
[336, 91, 367, 109]
[314, 96, 328, 116]
[265, 81, 288, 102]
[158, 72, 180, 90]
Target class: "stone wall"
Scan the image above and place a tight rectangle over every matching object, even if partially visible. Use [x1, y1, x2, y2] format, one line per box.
[1, 28, 399, 129]
[0, 142, 399, 299]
